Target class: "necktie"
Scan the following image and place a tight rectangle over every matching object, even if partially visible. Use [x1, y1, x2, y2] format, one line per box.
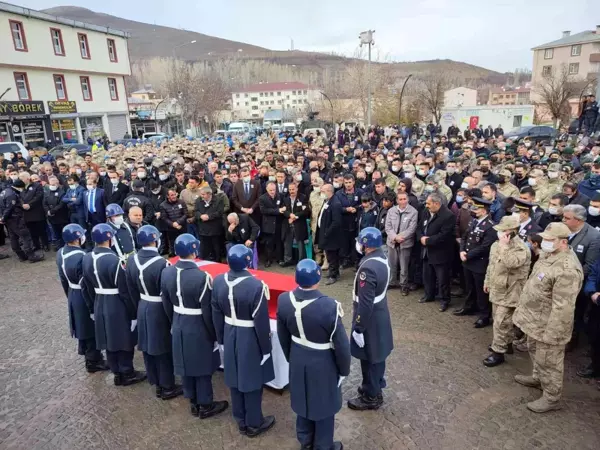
[244, 183, 250, 200]
[89, 189, 95, 213]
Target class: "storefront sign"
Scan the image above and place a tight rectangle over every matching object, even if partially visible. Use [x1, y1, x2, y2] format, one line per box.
[0, 101, 45, 116]
[48, 101, 77, 114]
[52, 119, 76, 132]
[22, 121, 44, 134]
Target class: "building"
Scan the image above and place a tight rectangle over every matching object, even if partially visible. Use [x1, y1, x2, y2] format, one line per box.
[0, 2, 131, 146]
[443, 87, 477, 108]
[488, 87, 531, 106]
[439, 105, 534, 135]
[531, 26, 600, 121]
[230, 82, 321, 122]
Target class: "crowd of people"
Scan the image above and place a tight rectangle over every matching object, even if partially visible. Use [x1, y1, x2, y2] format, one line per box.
[1, 122, 600, 423]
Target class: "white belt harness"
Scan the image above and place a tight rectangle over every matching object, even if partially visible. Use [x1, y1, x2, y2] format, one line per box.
[92, 251, 120, 295]
[352, 256, 390, 304]
[222, 274, 269, 328]
[60, 248, 85, 290]
[289, 292, 342, 350]
[174, 267, 211, 315]
[133, 254, 165, 303]
[111, 222, 136, 265]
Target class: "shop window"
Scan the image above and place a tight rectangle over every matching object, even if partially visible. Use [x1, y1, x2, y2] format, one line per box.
[13, 72, 31, 100]
[9, 20, 28, 52]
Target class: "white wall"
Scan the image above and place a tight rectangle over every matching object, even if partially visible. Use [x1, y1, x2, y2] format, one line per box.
[439, 106, 534, 134]
[444, 87, 477, 108]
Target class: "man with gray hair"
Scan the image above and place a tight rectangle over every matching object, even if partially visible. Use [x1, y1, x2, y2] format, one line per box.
[562, 204, 600, 357]
[195, 185, 225, 262]
[225, 212, 259, 254]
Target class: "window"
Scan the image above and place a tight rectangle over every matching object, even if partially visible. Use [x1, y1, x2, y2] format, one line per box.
[544, 48, 553, 59]
[303, 90, 307, 95]
[107, 38, 118, 62]
[499, 95, 504, 99]
[80, 76, 93, 101]
[78, 33, 90, 59]
[50, 28, 65, 56]
[277, 91, 281, 96]
[244, 94, 248, 98]
[569, 63, 579, 74]
[245, 102, 248, 106]
[542, 65, 552, 77]
[252, 106, 258, 110]
[571, 45, 581, 57]
[235, 102, 239, 106]
[270, 100, 274, 105]
[107, 78, 119, 100]
[270, 92, 274, 97]
[9, 20, 27, 51]
[292, 100, 297, 104]
[13, 72, 31, 100]
[260, 101, 264, 105]
[259, 92, 263, 97]
[292, 90, 296, 95]
[53, 74, 68, 100]
[236, 94, 239, 98]
[251, 97, 258, 102]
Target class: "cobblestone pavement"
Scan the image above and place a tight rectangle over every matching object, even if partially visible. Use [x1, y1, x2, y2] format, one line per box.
[1, 253, 599, 450]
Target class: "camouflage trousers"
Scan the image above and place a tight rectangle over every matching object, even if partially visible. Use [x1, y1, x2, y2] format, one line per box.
[491, 305, 515, 353]
[528, 337, 565, 402]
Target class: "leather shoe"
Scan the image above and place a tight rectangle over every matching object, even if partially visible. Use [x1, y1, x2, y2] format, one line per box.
[161, 385, 183, 400]
[155, 386, 162, 398]
[325, 277, 338, 286]
[347, 394, 383, 411]
[246, 415, 276, 438]
[85, 360, 109, 373]
[418, 296, 434, 303]
[300, 445, 313, 450]
[357, 387, 383, 401]
[576, 365, 600, 379]
[474, 318, 490, 329]
[238, 425, 247, 435]
[488, 343, 513, 354]
[279, 261, 294, 268]
[199, 400, 229, 419]
[439, 302, 449, 312]
[190, 403, 199, 417]
[121, 370, 147, 386]
[332, 442, 343, 450]
[264, 261, 271, 268]
[453, 308, 476, 316]
[483, 352, 505, 367]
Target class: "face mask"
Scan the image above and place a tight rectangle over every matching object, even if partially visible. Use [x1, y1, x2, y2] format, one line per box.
[446, 167, 456, 175]
[99, 171, 106, 177]
[111, 179, 119, 186]
[541, 240, 556, 253]
[112, 216, 124, 227]
[268, 176, 276, 182]
[548, 206, 561, 216]
[320, 193, 327, 200]
[355, 241, 364, 255]
[404, 172, 414, 179]
[365, 166, 373, 173]
[86, 185, 94, 190]
[159, 174, 169, 181]
[417, 169, 427, 176]
[127, 163, 134, 169]
[391, 166, 400, 172]
[424, 185, 434, 192]
[455, 195, 464, 203]
[68, 184, 76, 190]
[482, 193, 493, 201]
[33, 159, 40, 164]
[243, 176, 251, 183]
[137, 172, 146, 179]
[512, 212, 521, 220]
[588, 206, 600, 216]
[548, 171, 559, 179]
[80, 235, 86, 246]
[75, 169, 82, 175]
[528, 178, 537, 186]
[48, 185, 58, 191]
[525, 142, 531, 148]
[295, 174, 303, 181]
[224, 164, 230, 169]
[10, 175, 19, 181]
[460, 182, 469, 189]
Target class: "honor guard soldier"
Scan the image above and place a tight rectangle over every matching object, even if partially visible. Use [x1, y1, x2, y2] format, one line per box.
[212, 244, 276, 438]
[106, 203, 136, 265]
[82, 224, 146, 386]
[57, 224, 107, 373]
[160, 234, 229, 419]
[455, 197, 498, 328]
[277, 259, 350, 450]
[125, 225, 182, 400]
[347, 227, 393, 411]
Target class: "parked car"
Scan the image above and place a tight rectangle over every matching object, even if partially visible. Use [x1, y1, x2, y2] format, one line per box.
[0, 141, 30, 160]
[142, 132, 168, 140]
[49, 144, 91, 158]
[504, 125, 556, 144]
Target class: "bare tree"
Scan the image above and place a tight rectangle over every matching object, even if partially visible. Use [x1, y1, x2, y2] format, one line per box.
[416, 73, 453, 124]
[534, 64, 582, 127]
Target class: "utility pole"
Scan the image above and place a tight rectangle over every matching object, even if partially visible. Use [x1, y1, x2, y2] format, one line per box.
[398, 75, 412, 124]
[0, 87, 11, 100]
[359, 30, 375, 128]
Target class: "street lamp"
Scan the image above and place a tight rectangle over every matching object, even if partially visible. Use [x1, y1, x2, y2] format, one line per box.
[359, 30, 375, 127]
[0, 87, 11, 100]
[172, 40, 197, 59]
[320, 91, 334, 127]
[397, 74, 412, 124]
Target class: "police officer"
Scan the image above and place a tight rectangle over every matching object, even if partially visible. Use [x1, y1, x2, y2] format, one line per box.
[514, 198, 542, 239]
[160, 234, 228, 418]
[212, 244, 276, 437]
[277, 259, 350, 450]
[57, 224, 107, 373]
[123, 179, 155, 224]
[82, 223, 146, 386]
[0, 179, 44, 262]
[106, 203, 136, 264]
[455, 197, 498, 328]
[125, 225, 182, 400]
[348, 227, 393, 411]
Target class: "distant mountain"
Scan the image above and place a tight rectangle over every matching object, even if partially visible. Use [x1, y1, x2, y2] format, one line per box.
[42, 6, 505, 83]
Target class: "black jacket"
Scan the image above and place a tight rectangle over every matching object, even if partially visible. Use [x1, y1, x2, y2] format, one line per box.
[225, 213, 259, 245]
[159, 199, 187, 228]
[258, 192, 284, 235]
[316, 194, 343, 251]
[194, 196, 225, 236]
[123, 191, 155, 224]
[43, 186, 69, 224]
[0, 186, 24, 222]
[21, 182, 45, 222]
[416, 205, 456, 265]
[104, 182, 130, 206]
[282, 193, 310, 242]
[460, 216, 498, 273]
[149, 187, 168, 230]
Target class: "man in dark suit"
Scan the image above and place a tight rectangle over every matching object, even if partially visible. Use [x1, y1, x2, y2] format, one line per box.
[84, 179, 106, 228]
[225, 212, 259, 251]
[105, 170, 129, 206]
[258, 182, 285, 267]
[416, 192, 456, 312]
[316, 184, 343, 285]
[281, 182, 310, 266]
[564, 182, 591, 209]
[232, 167, 261, 226]
[275, 170, 289, 197]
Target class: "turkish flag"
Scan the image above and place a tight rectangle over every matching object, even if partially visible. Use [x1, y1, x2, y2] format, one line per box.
[469, 116, 479, 130]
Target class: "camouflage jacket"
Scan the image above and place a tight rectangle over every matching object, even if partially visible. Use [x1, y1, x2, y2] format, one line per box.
[484, 237, 531, 307]
[546, 178, 565, 196]
[497, 182, 519, 199]
[513, 249, 583, 345]
[533, 183, 552, 210]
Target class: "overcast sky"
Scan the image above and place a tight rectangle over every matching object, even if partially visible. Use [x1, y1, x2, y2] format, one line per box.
[18, 0, 599, 72]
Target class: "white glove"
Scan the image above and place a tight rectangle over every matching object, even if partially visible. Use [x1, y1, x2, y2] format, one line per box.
[90, 313, 94, 321]
[219, 344, 224, 353]
[213, 342, 219, 352]
[352, 331, 365, 348]
[338, 376, 346, 387]
[260, 354, 271, 366]
[130, 320, 137, 332]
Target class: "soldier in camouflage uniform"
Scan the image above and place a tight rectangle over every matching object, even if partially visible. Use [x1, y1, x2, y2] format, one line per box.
[401, 164, 424, 198]
[546, 163, 565, 196]
[527, 169, 552, 210]
[433, 170, 453, 203]
[513, 222, 583, 413]
[377, 162, 399, 192]
[482, 216, 531, 367]
[496, 169, 519, 199]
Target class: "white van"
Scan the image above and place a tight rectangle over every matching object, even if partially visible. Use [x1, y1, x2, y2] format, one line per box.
[282, 122, 297, 133]
[228, 122, 250, 134]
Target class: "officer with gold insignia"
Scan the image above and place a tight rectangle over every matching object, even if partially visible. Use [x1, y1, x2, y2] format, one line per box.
[347, 227, 393, 411]
[514, 198, 542, 240]
[454, 197, 498, 328]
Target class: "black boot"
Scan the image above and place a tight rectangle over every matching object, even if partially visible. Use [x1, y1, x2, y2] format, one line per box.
[246, 415, 276, 438]
[120, 371, 147, 386]
[198, 400, 229, 419]
[85, 360, 109, 373]
[155, 386, 162, 398]
[357, 386, 383, 401]
[161, 385, 183, 400]
[347, 394, 383, 411]
[332, 442, 344, 450]
[28, 251, 45, 263]
[487, 343, 513, 354]
[113, 373, 123, 386]
[483, 351, 505, 367]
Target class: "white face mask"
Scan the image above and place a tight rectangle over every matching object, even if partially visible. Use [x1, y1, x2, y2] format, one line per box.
[86, 185, 94, 190]
[112, 216, 124, 227]
[588, 206, 600, 217]
[496, 231, 506, 240]
[243, 176, 251, 183]
[99, 171, 106, 177]
[111, 179, 119, 186]
[548, 171, 559, 179]
[127, 163, 134, 169]
[80, 235, 86, 246]
[548, 206, 561, 216]
[541, 240, 556, 253]
[137, 172, 146, 179]
[365, 166, 373, 173]
[528, 178, 537, 186]
[75, 169, 82, 175]
[460, 182, 469, 189]
[446, 167, 456, 175]
[355, 241, 364, 254]
[320, 193, 327, 200]
[68, 184, 76, 190]
[10, 175, 19, 181]
[48, 185, 58, 191]
[295, 173, 303, 181]
[159, 174, 168, 181]
[333, 182, 341, 189]
[404, 172, 414, 179]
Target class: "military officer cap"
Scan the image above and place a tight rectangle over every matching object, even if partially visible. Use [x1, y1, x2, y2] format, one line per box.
[562, 147, 574, 155]
[513, 198, 536, 211]
[471, 197, 492, 209]
[124, 157, 135, 162]
[499, 169, 512, 178]
[452, 150, 464, 157]
[493, 215, 520, 231]
[539, 222, 571, 240]
[548, 162, 562, 172]
[477, 154, 488, 160]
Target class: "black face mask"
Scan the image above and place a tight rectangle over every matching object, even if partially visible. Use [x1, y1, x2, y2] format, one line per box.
[497, 176, 506, 184]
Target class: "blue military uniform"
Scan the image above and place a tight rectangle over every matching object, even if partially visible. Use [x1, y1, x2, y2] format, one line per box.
[57, 245, 103, 365]
[212, 270, 274, 430]
[82, 247, 138, 376]
[350, 247, 393, 401]
[277, 287, 351, 449]
[161, 260, 220, 407]
[126, 249, 174, 391]
[108, 222, 136, 263]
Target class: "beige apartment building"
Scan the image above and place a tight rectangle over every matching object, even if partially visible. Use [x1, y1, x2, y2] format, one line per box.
[531, 26, 600, 122]
[488, 87, 531, 106]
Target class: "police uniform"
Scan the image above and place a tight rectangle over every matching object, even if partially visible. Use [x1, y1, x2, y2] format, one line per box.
[335, 187, 364, 267]
[57, 245, 104, 369]
[514, 199, 543, 240]
[212, 267, 274, 433]
[277, 282, 350, 449]
[0, 184, 40, 261]
[109, 222, 136, 263]
[125, 248, 175, 395]
[457, 197, 498, 326]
